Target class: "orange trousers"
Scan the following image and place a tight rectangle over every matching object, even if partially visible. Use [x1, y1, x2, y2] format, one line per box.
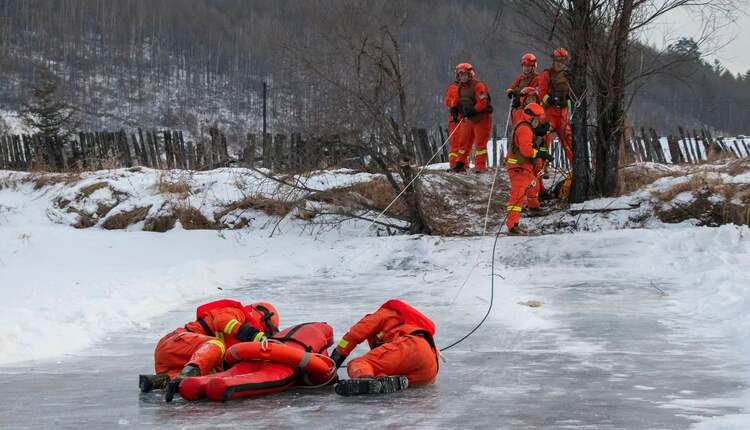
[457, 114, 492, 171]
[154, 328, 225, 379]
[544, 106, 573, 161]
[506, 167, 536, 230]
[347, 335, 438, 385]
[447, 119, 463, 169]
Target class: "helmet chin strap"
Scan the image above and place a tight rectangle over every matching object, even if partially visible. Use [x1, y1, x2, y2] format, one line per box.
[255, 305, 278, 335]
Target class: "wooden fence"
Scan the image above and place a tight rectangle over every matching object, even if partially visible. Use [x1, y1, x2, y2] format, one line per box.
[2, 125, 748, 173]
[623, 127, 750, 164]
[0, 128, 232, 172]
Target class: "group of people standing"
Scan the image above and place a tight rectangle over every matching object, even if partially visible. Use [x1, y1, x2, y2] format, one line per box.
[444, 48, 574, 235]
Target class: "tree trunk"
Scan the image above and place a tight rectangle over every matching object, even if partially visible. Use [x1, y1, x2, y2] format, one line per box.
[594, 0, 633, 197]
[568, 0, 592, 203]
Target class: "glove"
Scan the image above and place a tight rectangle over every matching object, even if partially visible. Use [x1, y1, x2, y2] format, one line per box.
[450, 107, 459, 122]
[533, 122, 551, 137]
[329, 348, 347, 369]
[506, 88, 515, 99]
[235, 323, 265, 342]
[463, 107, 478, 118]
[536, 148, 554, 162]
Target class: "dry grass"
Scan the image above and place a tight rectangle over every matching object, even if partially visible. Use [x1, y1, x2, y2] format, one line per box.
[155, 173, 193, 196]
[102, 205, 152, 230]
[651, 174, 720, 202]
[72, 211, 97, 229]
[176, 206, 218, 230]
[726, 159, 750, 176]
[29, 171, 81, 191]
[77, 182, 109, 200]
[96, 202, 117, 218]
[143, 215, 177, 233]
[215, 195, 299, 220]
[617, 164, 679, 196]
[704, 148, 735, 164]
[351, 179, 410, 217]
[653, 170, 750, 226]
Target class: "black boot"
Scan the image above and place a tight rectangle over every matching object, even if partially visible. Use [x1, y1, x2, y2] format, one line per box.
[452, 161, 466, 173]
[165, 364, 200, 402]
[334, 376, 409, 396]
[139, 374, 169, 393]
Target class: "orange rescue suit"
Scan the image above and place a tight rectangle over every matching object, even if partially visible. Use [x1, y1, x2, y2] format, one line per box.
[458, 79, 493, 171]
[539, 68, 573, 161]
[505, 119, 539, 230]
[444, 83, 463, 169]
[154, 303, 267, 378]
[336, 302, 438, 385]
[507, 72, 541, 97]
[508, 72, 541, 126]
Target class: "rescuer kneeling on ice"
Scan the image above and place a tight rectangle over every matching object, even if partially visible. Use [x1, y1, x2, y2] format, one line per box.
[329, 299, 438, 396]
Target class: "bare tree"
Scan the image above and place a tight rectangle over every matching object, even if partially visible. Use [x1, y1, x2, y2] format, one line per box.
[279, 1, 433, 233]
[513, 0, 741, 198]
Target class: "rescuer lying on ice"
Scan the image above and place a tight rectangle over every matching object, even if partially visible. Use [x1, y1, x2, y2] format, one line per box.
[138, 299, 280, 402]
[329, 299, 439, 396]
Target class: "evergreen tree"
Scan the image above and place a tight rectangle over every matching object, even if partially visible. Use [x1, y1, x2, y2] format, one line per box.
[21, 66, 76, 143]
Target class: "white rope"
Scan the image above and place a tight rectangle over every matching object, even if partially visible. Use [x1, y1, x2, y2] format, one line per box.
[452, 100, 513, 304]
[482, 103, 513, 236]
[294, 352, 339, 389]
[361, 118, 465, 235]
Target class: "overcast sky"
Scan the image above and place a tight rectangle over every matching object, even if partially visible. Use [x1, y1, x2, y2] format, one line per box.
[642, 6, 750, 75]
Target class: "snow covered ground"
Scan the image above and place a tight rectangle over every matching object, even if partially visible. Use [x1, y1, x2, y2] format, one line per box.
[1, 167, 750, 428]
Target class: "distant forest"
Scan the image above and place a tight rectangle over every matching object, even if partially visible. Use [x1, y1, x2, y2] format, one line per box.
[0, 0, 748, 140]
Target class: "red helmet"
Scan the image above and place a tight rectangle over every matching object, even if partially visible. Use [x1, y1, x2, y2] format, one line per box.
[520, 53, 537, 67]
[520, 86, 539, 97]
[519, 86, 539, 104]
[552, 48, 570, 61]
[523, 102, 545, 118]
[454, 62, 476, 79]
[247, 302, 279, 335]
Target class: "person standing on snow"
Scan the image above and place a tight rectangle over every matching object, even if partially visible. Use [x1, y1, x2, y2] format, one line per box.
[444, 68, 465, 171]
[515, 86, 553, 206]
[539, 48, 574, 163]
[505, 103, 553, 235]
[139, 299, 279, 401]
[445, 63, 493, 174]
[507, 53, 541, 116]
[329, 299, 438, 396]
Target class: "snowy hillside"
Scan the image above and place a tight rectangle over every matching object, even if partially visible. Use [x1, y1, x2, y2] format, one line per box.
[1, 164, 749, 428]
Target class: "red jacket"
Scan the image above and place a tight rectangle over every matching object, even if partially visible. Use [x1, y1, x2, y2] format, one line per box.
[184, 304, 267, 348]
[445, 80, 491, 117]
[336, 300, 436, 355]
[538, 68, 570, 109]
[507, 72, 540, 93]
[506, 119, 537, 172]
[445, 83, 459, 109]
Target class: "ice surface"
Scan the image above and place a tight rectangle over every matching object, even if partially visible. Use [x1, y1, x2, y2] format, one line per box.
[1, 169, 749, 428]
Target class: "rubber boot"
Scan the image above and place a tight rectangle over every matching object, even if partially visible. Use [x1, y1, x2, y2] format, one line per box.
[139, 374, 169, 393]
[334, 376, 409, 396]
[508, 224, 527, 236]
[165, 364, 200, 402]
[452, 161, 466, 173]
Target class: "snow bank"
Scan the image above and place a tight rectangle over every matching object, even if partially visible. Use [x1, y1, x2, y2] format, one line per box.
[2, 164, 750, 427]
